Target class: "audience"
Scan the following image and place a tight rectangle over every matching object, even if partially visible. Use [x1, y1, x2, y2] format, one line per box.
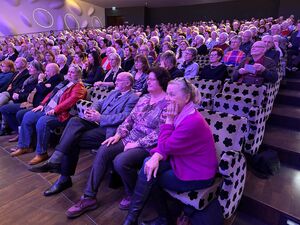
[123, 78, 218, 225]
[223, 35, 246, 67]
[10, 65, 86, 165]
[64, 67, 170, 218]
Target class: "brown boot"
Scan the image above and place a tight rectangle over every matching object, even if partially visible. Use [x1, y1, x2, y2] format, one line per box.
[10, 148, 34, 157]
[28, 154, 49, 165]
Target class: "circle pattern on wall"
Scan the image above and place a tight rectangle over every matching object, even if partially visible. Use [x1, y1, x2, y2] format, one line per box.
[91, 16, 103, 28]
[33, 8, 54, 28]
[64, 13, 80, 30]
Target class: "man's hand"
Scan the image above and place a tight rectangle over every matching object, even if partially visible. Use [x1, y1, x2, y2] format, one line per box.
[32, 105, 43, 112]
[46, 109, 55, 116]
[12, 93, 19, 100]
[253, 63, 266, 73]
[84, 108, 101, 122]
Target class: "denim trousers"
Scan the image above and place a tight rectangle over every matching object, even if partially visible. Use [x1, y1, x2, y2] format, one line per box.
[18, 110, 67, 155]
[0, 103, 30, 132]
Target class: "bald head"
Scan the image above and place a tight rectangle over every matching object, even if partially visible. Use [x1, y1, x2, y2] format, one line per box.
[45, 63, 59, 79]
[251, 41, 267, 58]
[115, 72, 134, 92]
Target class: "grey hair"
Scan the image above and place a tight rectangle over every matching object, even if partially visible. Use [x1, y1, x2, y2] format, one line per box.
[169, 78, 201, 104]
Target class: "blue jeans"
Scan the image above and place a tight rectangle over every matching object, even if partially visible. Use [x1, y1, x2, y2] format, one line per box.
[18, 110, 67, 155]
[0, 103, 30, 132]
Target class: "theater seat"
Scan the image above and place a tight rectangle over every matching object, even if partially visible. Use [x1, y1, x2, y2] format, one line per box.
[189, 78, 222, 110]
[165, 109, 247, 219]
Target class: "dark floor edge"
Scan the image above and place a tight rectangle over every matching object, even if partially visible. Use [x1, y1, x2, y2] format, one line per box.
[239, 195, 300, 225]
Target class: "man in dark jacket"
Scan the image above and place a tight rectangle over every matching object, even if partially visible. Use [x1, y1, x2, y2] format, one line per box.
[233, 41, 278, 85]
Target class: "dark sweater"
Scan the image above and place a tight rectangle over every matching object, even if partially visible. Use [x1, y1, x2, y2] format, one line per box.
[200, 64, 228, 82]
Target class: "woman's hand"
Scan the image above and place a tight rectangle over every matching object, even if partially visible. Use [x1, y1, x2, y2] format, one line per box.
[124, 142, 138, 151]
[32, 105, 43, 112]
[102, 133, 121, 146]
[166, 102, 179, 124]
[144, 153, 163, 181]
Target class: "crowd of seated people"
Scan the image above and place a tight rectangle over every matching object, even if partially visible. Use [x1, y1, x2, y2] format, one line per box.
[0, 14, 298, 225]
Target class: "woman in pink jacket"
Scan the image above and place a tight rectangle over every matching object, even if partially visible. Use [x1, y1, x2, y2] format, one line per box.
[123, 78, 218, 225]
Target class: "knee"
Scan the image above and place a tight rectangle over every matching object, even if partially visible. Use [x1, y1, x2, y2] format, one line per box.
[22, 111, 35, 125]
[95, 145, 112, 162]
[113, 154, 126, 173]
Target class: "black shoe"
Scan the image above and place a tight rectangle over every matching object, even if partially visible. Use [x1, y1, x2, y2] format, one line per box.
[28, 161, 61, 173]
[44, 179, 72, 196]
[141, 217, 168, 225]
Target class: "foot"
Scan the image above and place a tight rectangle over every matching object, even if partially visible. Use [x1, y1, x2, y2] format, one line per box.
[8, 135, 19, 142]
[28, 161, 61, 173]
[44, 178, 72, 196]
[141, 217, 168, 225]
[28, 153, 49, 165]
[119, 195, 132, 210]
[10, 147, 33, 157]
[66, 196, 98, 218]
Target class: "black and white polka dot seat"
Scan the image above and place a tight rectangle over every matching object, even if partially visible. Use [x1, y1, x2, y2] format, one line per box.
[196, 55, 210, 71]
[165, 109, 247, 219]
[76, 87, 112, 116]
[213, 93, 266, 155]
[189, 78, 222, 110]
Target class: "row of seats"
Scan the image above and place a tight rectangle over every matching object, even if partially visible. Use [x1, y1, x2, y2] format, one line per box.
[74, 68, 282, 221]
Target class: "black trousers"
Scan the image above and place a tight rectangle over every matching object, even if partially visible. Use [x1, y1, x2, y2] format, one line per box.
[56, 117, 106, 176]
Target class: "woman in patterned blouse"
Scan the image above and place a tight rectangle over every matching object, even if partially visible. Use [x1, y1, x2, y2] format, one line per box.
[65, 67, 171, 219]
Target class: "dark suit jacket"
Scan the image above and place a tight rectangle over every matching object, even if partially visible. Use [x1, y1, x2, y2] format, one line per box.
[93, 89, 139, 138]
[233, 56, 278, 84]
[7, 69, 29, 96]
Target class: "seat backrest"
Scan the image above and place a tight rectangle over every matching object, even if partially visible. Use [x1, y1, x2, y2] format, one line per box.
[200, 109, 247, 218]
[199, 109, 247, 158]
[222, 81, 267, 106]
[190, 78, 222, 98]
[196, 55, 210, 69]
[90, 87, 111, 104]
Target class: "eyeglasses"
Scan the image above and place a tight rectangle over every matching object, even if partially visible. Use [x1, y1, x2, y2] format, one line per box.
[174, 77, 191, 90]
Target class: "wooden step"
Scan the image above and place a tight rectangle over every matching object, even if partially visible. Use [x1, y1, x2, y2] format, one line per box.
[239, 165, 300, 225]
[268, 104, 300, 131]
[262, 125, 300, 169]
[281, 78, 300, 91]
[275, 89, 300, 107]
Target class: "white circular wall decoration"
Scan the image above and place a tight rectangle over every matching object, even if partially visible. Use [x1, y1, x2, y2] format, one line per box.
[87, 7, 95, 16]
[64, 13, 80, 30]
[91, 16, 103, 28]
[33, 8, 54, 28]
[20, 12, 32, 27]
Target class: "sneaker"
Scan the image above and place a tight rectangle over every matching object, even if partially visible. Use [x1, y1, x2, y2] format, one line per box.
[119, 195, 132, 210]
[66, 196, 98, 218]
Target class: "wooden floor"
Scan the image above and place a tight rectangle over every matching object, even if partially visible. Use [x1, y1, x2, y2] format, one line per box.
[0, 134, 155, 225]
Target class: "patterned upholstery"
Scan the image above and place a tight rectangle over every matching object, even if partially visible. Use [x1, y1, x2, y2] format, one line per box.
[76, 87, 111, 119]
[189, 78, 222, 110]
[213, 93, 267, 155]
[165, 109, 247, 219]
[222, 81, 267, 106]
[196, 55, 210, 70]
[90, 87, 111, 103]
